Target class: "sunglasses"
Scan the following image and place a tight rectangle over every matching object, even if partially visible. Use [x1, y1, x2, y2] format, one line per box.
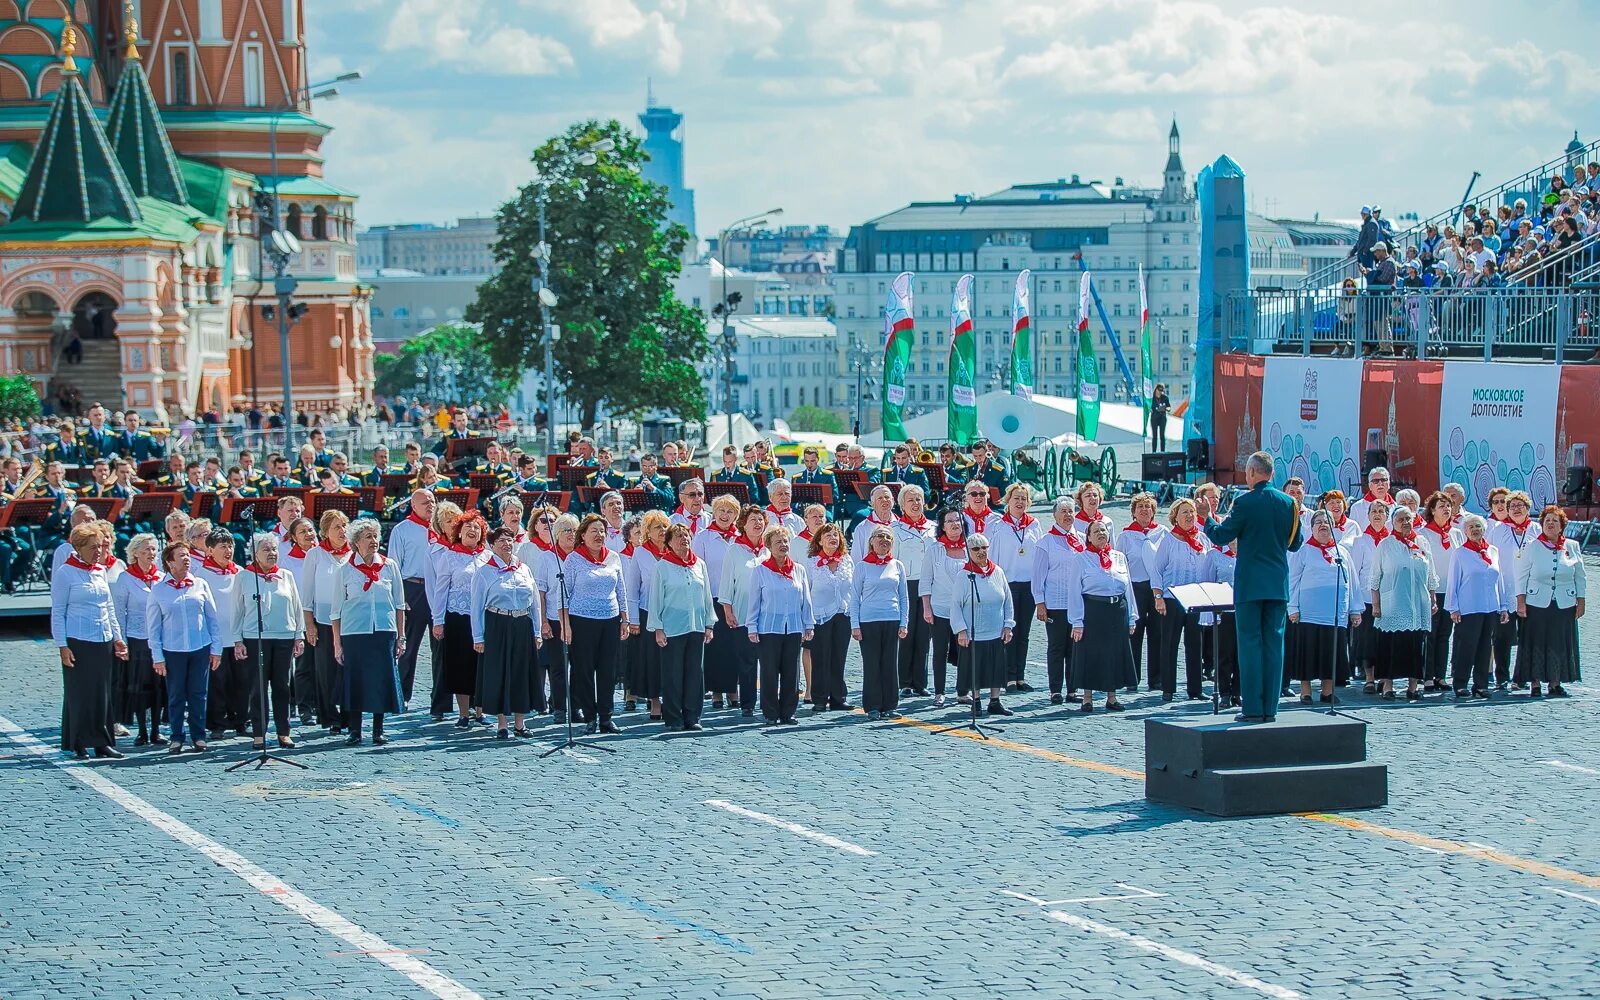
[684, 490, 704, 497]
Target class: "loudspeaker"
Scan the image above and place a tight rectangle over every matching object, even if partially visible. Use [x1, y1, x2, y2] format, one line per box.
[1563, 465, 1593, 505]
[1185, 438, 1209, 471]
[1362, 449, 1387, 477]
[1143, 452, 1187, 482]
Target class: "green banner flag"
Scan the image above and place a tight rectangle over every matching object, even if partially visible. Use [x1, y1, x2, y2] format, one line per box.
[1010, 270, 1033, 399]
[1138, 264, 1154, 435]
[881, 271, 914, 441]
[1076, 271, 1100, 442]
[948, 273, 977, 445]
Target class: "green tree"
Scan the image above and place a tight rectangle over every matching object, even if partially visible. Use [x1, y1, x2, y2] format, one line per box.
[373, 323, 515, 407]
[0, 375, 41, 423]
[786, 404, 846, 434]
[467, 120, 708, 432]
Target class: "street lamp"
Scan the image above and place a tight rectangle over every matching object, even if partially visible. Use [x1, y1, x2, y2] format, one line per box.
[532, 136, 615, 455]
[712, 208, 782, 448]
[846, 336, 880, 438]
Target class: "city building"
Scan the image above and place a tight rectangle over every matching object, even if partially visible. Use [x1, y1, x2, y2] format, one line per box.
[677, 259, 834, 322]
[1268, 218, 1359, 277]
[365, 271, 483, 349]
[832, 120, 1306, 431]
[638, 86, 695, 256]
[356, 216, 497, 276]
[701, 315, 838, 428]
[0, 1, 371, 418]
[710, 224, 845, 270]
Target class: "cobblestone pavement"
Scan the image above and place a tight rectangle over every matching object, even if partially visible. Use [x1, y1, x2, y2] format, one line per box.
[2, 556, 1597, 999]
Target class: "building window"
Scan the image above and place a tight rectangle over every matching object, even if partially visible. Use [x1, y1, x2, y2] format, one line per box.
[286, 203, 303, 238]
[200, 0, 224, 40]
[242, 43, 264, 106]
[312, 205, 328, 240]
[169, 47, 194, 106]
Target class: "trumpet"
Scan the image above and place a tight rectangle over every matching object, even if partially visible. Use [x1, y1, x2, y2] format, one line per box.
[1, 457, 44, 503]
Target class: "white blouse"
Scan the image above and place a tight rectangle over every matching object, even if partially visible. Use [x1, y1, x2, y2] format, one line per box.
[924, 540, 970, 619]
[890, 516, 935, 581]
[745, 559, 814, 636]
[804, 555, 853, 624]
[1417, 522, 1461, 593]
[988, 513, 1046, 583]
[329, 555, 407, 636]
[851, 512, 897, 563]
[429, 546, 484, 624]
[717, 539, 767, 624]
[691, 525, 739, 600]
[850, 557, 909, 629]
[1369, 535, 1439, 633]
[1445, 544, 1510, 616]
[562, 548, 629, 622]
[1031, 527, 1084, 610]
[1288, 542, 1357, 625]
[1065, 549, 1137, 629]
[1149, 529, 1212, 597]
[951, 564, 1015, 641]
[227, 566, 307, 644]
[632, 546, 661, 616]
[1347, 529, 1386, 597]
[194, 562, 241, 658]
[144, 577, 218, 661]
[51, 560, 122, 646]
[1115, 523, 1164, 583]
[469, 555, 540, 644]
[1489, 518, 1538, 599]
[647, 556, 716, 637]
[112, 569, 160, 640]
[1515, 536, 1587, 610]
[301, 544, 352, 625]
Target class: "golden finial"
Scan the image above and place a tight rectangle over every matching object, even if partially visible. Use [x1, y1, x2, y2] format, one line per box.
[60, 14, 78, 74]
[124, 1, 140, 60]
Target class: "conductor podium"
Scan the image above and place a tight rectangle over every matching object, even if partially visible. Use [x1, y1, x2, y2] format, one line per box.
[1144, 713, 1387, 817]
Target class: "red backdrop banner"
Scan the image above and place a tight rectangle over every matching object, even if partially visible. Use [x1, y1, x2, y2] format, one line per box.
[1211, 354, 1264, 485]
[1557, 366, 1600, 494]
[1357, 360, 1443, 498]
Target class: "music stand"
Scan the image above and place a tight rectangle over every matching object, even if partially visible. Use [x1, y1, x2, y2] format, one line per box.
[308, 492, 365, 523]
[518, 490, 569, 513]
[379, 474, 414, 499]
[545, 453, 572, 480]
[556, 467, 593, 495]
[128, 492, 179, 528]
[466, 473, 503, 496]
[352, 486, 384, 515]
[854, 481, 904, 502]
[444, 436, 494, 467]
[791, 482, 833, 509]
[619, 489, 656, 513]
[436, 488, 479, 512]
[219, 496, 279, 528]
[191, 492, 220, 520]
[0, 498, 55, 531]
[77, 497, 126, 523]
[660, 466, 700, 489]
[705, 481, 749, 505]
[1168, 581, 1235, 716]
[833, 470, 868, 497]
[933, 571, 1003, 739]
[271, 486, 309, 504]
[136, 460, 162, 480]
[916, 462, 947, 498]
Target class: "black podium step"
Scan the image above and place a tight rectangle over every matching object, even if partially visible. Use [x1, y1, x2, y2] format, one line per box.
[1146, 712, 1367, 770]
[1149, 761, 1389, 817]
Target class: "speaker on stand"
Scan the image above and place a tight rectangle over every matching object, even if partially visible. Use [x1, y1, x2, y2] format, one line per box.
[1563, 443, 1593, 505]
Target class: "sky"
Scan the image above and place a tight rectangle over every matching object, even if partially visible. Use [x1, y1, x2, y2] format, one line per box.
[310, 0, 1598, 239]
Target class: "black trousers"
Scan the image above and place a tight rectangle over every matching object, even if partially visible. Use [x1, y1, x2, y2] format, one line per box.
[428, 616, 452, 717]
[1150, 415, 1167, 452]
[809, 612, 851, 710]
[568, 615, 619, 723]
[732, 621, 760, 712]
[1451, 612, 1497, 693]
[1426, 601, 1453, 682]
[930, 615, 958, 695]
[1158, 606, 1204, 698]
[292, 643, 316, 717]
[400, 579, 430, 704]
[1491, 615, 1518, 686]
[312, 620, 343, 726]
[757, 631, 802, 721]
[1005, 581, 1036, 684]
[1131, 581, 1162, 689]
[859, 620, 900, 713]
[659, 632, 706, 729]
[244, 637, 295, 738]
[206, 643, 233, 732]
[223, 645, 254, 732]
[897, 580, 930, 691]
[541, 623, 565, 717]
[1043, 609, 1074, 694]
[1202, 613, 1239, 699]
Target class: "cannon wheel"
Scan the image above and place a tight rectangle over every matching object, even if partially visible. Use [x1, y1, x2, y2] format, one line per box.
[1043, 447, 1059, 498]
[1099, 446, 1119, 497]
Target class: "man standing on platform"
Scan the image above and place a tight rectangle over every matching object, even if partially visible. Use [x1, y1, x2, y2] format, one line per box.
[1201, 450, 1302, 723]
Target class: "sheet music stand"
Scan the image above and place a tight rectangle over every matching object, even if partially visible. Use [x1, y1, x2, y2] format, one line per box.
[444, 436, 494, 467]
[437, 488, 479, 512]
[379, 474, 414, 498]
[546, 453, 572, 480]
[0, 498, 56, 531]
[791, 482, 833, 509]
[619, 489, 657, 512]
[1168, 581, 1235, 716]
[466, 473, 503, 495]
[518, 490, 570, 513]
[661, 466, 701, 489]
[833, 470, 868, 497]
[916, 462, 947, 497]
[705, 481, 749, 505]
[219, 496, 280, 527]
[353, 486, 384, 514]
[136, 460, 162, 480]
[77, 497, 126, 522]
[854, 480, 903, 502]
[309, 493, 365, 522]
[271, 486, 309, 504]
[128, 493, 179, 526]
[556, 467, 593, 494]
[191, 492, 220, 520]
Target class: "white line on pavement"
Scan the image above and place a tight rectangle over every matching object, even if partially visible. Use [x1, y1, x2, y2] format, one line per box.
[1004, 884, 1166, 906]
[1548, 888, 1600, 909]
[1542, 759, 1600, 776]
[0, 715, 483, 1000]
[1044, 911, 1305, 1000]
[703, 799, 878, 856]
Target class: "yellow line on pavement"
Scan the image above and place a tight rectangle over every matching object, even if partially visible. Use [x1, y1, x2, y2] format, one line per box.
[886, 713, 1600, 890]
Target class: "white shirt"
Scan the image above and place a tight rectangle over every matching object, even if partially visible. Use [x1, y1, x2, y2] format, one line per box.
[924, 540, 970, 619]
[803, 554, 853, 624]
[1032, 527, 1084, 610]
[1324, 515, 1360, 547]
[301, 544, 352, 625]
[1369, 535, 1438, 633]
[745, 558, 814, 636]
[1115, 523, 1164, 583]
[193, 560, 241, 656]
[951, 564, 1014, 641]
[1202, 549, 1237, 626]
[144, 577, 219, 661]
[51, 559, 123, 646]
[988, 513, 1045, 583]
[669, 508, 708, 537]
[429, 546, 484, 624]
[1445, 543, 1509, 616]
[469, 554, 540, 644]
[1417, 521, 1460, 593]
[717, 539, 767, 624]
[1347, 529, 1387, 597]
[691, 525, 739, 600]
[113, 568, 160, 640]
[1288, 542, 1357, 625]
[535, 546, 570, 623]
[961, 507, 999, 542]
[851, 512, 897, 563]
[1065, 548, 1137, 630]
[850, 556, 909, 629]
[632, 545, 661, 616]
[890, 515, 935, 581]
[1348, 493, 1392, 530]
[227, 565, 306, 644]
[387, 516, 434, 581]
[1149, 529, 1212, 596]
[1489, 518, 1537, 604]
[765, 505, 805, 538]
[281, 545, 312, 606]
[604, 522, 627, 554]
[329, 555, 406, 636]
[562, 548, 629, 622]
[647, 555, 716, 638]
[1515, 535, 1586, 610]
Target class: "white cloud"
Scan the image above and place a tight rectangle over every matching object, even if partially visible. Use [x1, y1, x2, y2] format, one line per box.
[383, 0, 574, 76]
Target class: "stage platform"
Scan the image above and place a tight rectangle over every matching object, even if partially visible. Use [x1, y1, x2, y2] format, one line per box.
[0, 590, 50, 619]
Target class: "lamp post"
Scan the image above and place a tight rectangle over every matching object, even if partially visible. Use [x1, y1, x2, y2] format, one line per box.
[846, 336, 879, 439]
[712, 208, 782, 450]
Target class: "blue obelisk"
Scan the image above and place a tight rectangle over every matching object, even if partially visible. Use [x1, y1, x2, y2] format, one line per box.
[1187, 154, 1250, 460]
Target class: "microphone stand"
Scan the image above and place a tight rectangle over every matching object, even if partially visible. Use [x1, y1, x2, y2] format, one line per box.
[1323, 548, 1365, 725]
[228, 534, 307, 772]
[541, 557, 615, 758]
[934, 570, 1002, 739]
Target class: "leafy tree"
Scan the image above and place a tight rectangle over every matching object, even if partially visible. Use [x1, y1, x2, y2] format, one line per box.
[467, 120, 708, 432]
[786, 404, 846, 434]
[373, 323, 515, 407]
[0, 375, 41, 423]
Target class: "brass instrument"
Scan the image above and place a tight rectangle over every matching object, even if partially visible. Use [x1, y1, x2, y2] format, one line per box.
[916, 449, 936, 463]
[1, 458, 45, 503]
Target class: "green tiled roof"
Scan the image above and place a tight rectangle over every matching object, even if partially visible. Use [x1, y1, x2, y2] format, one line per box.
[179, 157, 253, 224]
[12, 70, 140, 224]
[0, 194, 207, 245]
[0, 142, 31, 202]
[259, 175, 356, 198]
[106, 58, 187, 205]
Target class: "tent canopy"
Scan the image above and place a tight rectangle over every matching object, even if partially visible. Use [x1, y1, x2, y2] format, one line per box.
[700, 412, 764, 456]
[861, 391, 1182, 450]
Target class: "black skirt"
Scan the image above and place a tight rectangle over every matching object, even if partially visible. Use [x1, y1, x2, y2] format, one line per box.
[1289, 621, 1352, 683]
[1515, 603, 1581, 684]
[969, 637, 1007, 689]
[120, 635, 164, 716]
[626, 610, 660, 698]
[1071, 595, 1138, 692]
[342, 631, 403, 714]
[1351, 604, 1378, 664]
[440, 611, 479, 698]
[62, 637, 115, 752]
[1376, 629, 1427, 680]
[475, 611, 537, 715]
[705, 616, 738, 692]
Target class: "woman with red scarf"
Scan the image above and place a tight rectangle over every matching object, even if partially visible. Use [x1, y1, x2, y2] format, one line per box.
[1116, 492, 1167, 694]
[692, 495, 744, 709]
[717, 506, 769, 718]
[960, 481, 996, 539]
[1065, 520, 1137, 712]
[471, 526, 541, 739]
[1489, 491, 1537, 690]
[1033, 496, 1086, 705]
[1370, 506, 1439, 700]
[301, 510, 352, 732]
[386, 490, 437, 712]
[434, 511, 489, 729]
[951, 533, 1015, 717]
[52, 522, 130, 759]
[1418, 492, 1461, 692]
[628, 511, 672, 719]
[535, 513, 579, 721]
[561, 514, 632, 734]
[1514, 505, 1586, 698]
[329, 519, 406, 747]
[145, 541, 220, 755]
[745, 525, 815, 725]
[228, 532, 306, 750]
[112, 533, 166, 746]
[923, 508, 970, 708]
[1287, 511, 1360, 704]
[991, 483, 1045, 695]
[196, 526, 245, 738]
[1348, 500, 1390, 693]
[1445, 514, 1509, 698]
[1150, 498, 1212, 702]
[852, 524, 909, 720]
[649, 524, 716, 730]
[804, 523, 853, 714]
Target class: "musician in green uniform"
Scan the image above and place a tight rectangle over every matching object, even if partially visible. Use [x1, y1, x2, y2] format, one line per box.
[967, 439, 1010, 492]
[708, 445, 759, 504]
[44, 420, 82, 467]
[880, 444, 931, 495]
[361, 446, 393, 488]
[112, 410, 164, 461]
[236, 450, 270, 492]
[1202, 450, 1304, 724]
[327, 452, 363, 488]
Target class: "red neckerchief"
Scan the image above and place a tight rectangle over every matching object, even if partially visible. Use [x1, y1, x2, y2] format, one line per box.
[766, 504, 792, 519]
[798, 529, 813, 542]
[1362, 491, 1390, 505]
[963, 559, 996, 577]
[966, 506, 990, 534]
[1393, 530, 1421, 552]
[448, 542, 484, 557]
[319, 539, 351, 558]
[938, 535, 966, 556]
[246, 563, 280, 581]
[762, 556, 795, 579]
[99, 557, 122, 572]
[1087, 543, 1114, 571]
[674, 507, 704, 533]
[863, 551, 891, 565]
[621, 543, 636, 557]
[1462, 538, 1493, 565]
[735, 534, 762, 555]
[1002, 512, 1035, 534]
[1308, 536, 1338, 564]
[897, 513, 929, 531]
[1364, 526, 1389, 544]
[1331, 516, 1351, 534]
[1123, 520, 1155, 534]
[1507, 516, 1531, 537]
[1171, 524, 1204, 554]
[529, 535, 554, 553]
[643, 541, 668, 560]
[1049, 525, 1085, 551]
[127, 562, 161, 584]
[352, 554, 386, 591]
[1422, 520, 1453, 549]
[815, 550, 845, 570]
[1074, 510, 1106, 527]
[710, 520, 738, 540]
[573, 544, 609, 566]
[288, 543, 309, 560]
[1487, 513, 1505, 524]
[65, 555, 98, 572]
[1219, 548, 1236, 558]
[489, 555, 521, 573]
[662, 547, 697, 569]
[406, 512, 441, 545]
[202, 556, 239, 576]
[1538, 534, 1565, 552]
[166, 576, 193, 589]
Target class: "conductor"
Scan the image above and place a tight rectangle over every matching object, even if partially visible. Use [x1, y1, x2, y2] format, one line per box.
[1201, 450, 1303, 723]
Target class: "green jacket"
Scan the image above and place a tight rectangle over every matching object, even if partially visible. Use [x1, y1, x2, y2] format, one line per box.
[1203, 482, 1303, 604]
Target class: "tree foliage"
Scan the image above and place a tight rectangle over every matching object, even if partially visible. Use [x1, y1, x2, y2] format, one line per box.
[373, 323, 515, 407]
[0, 375, 41, 423]
[786, 404, 847, 434]
[467, 119, 708, 431]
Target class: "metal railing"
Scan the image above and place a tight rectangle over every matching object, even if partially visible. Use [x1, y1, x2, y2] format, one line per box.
[1301, 136, 1600, 289]
[1226, 285, 1600, 360]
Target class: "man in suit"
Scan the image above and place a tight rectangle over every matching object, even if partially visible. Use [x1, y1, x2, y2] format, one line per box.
[430, 411, 475, 457]
[709, 444, 759, 506]
[262, 453, 301, 490]
[236, 450, 270, 492]
[79, 404, 114, 462]
[154, 452, 187, 488]
[880, 444, 931, 495]
[967, 439, 1010, 492]
[1202, 450, 1303, 723]
[43, 420, 82, 467]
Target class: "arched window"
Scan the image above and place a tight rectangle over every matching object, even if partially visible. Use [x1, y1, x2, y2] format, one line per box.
[170, 49, 192, 106]
[312, 205, 328, 241]
[286, 203, 303, 238]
